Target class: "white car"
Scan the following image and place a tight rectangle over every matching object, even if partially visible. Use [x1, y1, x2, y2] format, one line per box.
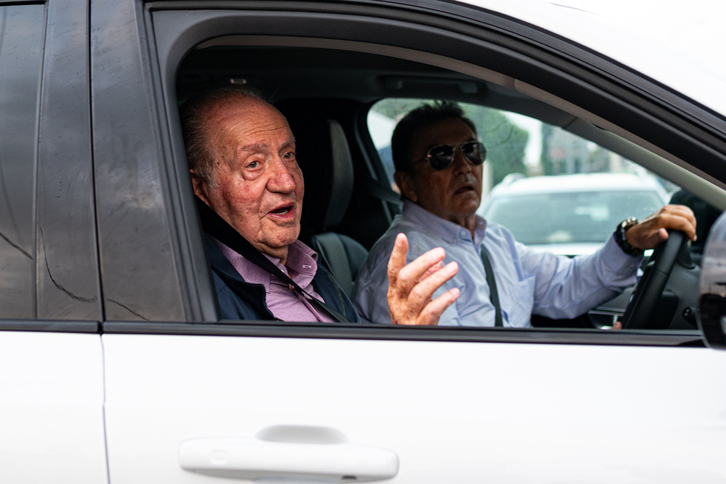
[478, 173, 671, 256]
[2, 0, 726, 483]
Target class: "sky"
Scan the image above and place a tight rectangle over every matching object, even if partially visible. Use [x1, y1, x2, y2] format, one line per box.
[555, 0, 726, 77]
[505, 0, 726, 167]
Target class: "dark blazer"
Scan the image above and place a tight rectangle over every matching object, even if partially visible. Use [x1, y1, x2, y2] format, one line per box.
[204, 234, 360, 322]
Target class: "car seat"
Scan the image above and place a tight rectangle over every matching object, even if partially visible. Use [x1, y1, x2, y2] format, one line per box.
[278, 102, 369, 297]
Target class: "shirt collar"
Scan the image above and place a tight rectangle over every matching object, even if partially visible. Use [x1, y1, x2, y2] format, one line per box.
[402, 199, 487, 246]
[213, 238, 319, 293]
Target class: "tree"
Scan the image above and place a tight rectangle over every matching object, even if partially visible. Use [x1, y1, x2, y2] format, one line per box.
[464, 106, 528, 185]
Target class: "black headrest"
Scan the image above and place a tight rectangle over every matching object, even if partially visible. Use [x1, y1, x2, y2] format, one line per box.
[277, 102, 354, 235]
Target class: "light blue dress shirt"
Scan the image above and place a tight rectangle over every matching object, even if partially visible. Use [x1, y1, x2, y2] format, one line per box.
[352, 200, 642, 327]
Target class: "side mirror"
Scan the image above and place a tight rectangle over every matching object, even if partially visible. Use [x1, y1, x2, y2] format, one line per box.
[698, 211, 726, 349]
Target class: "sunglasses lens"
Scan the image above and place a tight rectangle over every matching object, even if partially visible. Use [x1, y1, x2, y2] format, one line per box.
[424, 141, 487, 170]
[427, 145, 456, 170]
[461, 141, 486, 165]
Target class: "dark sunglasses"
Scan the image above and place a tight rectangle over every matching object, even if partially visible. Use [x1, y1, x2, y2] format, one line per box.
[415, 140, 487, 171]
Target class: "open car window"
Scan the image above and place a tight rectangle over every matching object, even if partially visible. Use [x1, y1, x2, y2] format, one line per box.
[139, 3, 725, 343]
[367, 98, 720, 330]
[176, 45, 717, 333]
[369, 99, 680, 257]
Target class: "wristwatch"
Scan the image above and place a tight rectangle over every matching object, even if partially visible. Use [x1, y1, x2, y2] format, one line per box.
[614, 217, 643, 256]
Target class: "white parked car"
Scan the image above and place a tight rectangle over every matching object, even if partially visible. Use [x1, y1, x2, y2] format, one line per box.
[478, 173, 671, 256]
[2, 0, 726, 483]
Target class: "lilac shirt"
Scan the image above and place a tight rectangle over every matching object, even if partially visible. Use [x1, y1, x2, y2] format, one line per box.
[213, 238, 335, 323]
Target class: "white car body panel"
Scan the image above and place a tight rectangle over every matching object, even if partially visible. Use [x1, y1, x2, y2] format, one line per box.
[0, 332, 107, 483]
[456, 0, 726, 118]
[103, 334, 726, 483]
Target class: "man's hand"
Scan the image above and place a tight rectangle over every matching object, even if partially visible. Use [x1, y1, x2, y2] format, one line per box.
[387, 233, 460, 325]
[625, 204, 697, 250]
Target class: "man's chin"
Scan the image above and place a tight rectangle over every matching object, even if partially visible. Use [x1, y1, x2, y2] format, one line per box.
[262, 227, 301, 250]
[451, 194, 481, 210]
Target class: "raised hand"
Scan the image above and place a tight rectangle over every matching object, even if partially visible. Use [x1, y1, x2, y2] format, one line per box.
[386, 233, 460, 325]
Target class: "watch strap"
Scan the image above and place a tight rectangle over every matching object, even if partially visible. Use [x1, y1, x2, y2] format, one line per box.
[614, 217, 643, 256]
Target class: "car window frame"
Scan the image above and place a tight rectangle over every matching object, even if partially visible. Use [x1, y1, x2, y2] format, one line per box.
[133, 0, 725, 346]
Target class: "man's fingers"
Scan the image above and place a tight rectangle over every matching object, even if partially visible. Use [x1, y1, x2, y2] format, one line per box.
[385, 235, 458, 327]
[393, 246, 447, 295]
[408, 261, 459, 307]
[653, 205, 697, 240]
[415, 288, 461, 326]
[386, 233, 409, 284]
[644, 227, 669, 248]
[628, 205, 697, 249]
[420, 260, 444, 282]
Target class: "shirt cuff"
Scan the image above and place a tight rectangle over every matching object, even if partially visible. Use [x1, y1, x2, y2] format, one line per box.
[600, 234, 642, 284]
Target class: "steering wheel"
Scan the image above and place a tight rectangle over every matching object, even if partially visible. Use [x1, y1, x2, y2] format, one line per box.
[621, 230, 686, 329]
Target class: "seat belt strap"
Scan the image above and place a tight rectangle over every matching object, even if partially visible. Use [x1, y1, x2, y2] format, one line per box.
[480, 246, 503, 327]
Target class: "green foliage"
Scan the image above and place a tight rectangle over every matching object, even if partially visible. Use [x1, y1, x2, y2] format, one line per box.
[462, 106, 528, 186]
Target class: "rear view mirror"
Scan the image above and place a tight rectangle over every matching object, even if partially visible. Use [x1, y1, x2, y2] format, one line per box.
[698, 211, 726, 349]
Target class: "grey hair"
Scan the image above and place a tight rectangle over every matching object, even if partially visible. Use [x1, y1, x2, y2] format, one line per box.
[179, 85, 266, 187]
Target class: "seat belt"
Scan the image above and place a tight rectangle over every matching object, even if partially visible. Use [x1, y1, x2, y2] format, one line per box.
[480, 246, 503, 327]
[197, 198, 350, 323]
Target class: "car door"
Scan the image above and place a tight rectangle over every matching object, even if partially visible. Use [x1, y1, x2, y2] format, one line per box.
[0, 0, 107, 482]
[93, 0, 726, 482]
[101, 331, 726, 483]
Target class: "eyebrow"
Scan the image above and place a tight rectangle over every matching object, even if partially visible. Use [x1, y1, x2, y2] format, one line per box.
[239, 137, 296, 154]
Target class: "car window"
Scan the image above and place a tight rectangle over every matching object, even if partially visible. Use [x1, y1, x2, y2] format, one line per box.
[0, 5, 45, 319]
[163, 11, 723, 333]
[368, 98, 680, 256]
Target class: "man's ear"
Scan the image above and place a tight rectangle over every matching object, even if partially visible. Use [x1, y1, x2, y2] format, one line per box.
[190, 170, 210, 205]
[394, 171, 418, 203]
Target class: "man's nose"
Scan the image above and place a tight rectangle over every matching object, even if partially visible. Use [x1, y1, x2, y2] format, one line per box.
[267, 157, 297, 193]
[452, 148, 472, 174]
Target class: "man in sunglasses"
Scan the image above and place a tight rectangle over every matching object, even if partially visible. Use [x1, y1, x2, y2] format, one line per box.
[352, 102, 697, 327]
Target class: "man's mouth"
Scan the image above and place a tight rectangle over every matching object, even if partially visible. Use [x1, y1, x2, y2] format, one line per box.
[454, 184, 475, 195]
[269, 203, 294, 216]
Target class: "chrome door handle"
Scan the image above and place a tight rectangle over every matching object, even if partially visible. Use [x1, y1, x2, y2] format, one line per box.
[179, 425, 399, 482]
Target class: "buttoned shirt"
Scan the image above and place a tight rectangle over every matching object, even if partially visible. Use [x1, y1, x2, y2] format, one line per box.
[214, 238, 335, 323]
[352, 200, 642, 327]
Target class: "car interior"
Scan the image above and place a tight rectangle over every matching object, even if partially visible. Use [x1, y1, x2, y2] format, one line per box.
[175, 39, 726, 332]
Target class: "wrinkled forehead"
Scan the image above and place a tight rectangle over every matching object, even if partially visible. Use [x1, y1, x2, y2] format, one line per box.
[207, 98, 292, 155]
[208, 97, 290, 139]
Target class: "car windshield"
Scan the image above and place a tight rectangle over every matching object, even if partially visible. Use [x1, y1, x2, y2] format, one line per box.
[483, 190, 665, 245]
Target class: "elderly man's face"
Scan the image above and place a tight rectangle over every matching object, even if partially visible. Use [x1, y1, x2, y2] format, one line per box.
[397, 118, 483, 228]
[192, 98, 304, 262]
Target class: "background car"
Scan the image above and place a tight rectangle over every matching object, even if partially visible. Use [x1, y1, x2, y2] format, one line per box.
[2, 0, 726, 483]
[478, 172, 670, 256]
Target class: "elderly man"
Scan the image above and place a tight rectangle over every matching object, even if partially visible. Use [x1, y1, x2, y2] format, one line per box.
[352, 102, 697, 327]
[181, 87, 457, 323]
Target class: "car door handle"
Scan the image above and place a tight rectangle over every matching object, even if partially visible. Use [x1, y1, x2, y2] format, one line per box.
[179, 425, 399, 482]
